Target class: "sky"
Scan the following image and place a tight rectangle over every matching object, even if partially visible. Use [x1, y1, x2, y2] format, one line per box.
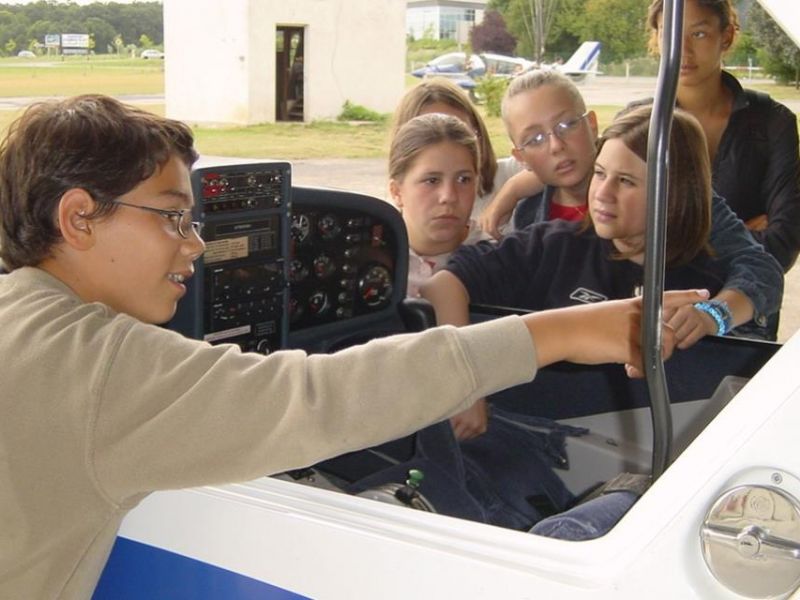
[1, 0, 160, 4]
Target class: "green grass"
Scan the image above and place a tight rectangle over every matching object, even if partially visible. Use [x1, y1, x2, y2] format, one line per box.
[0, 55, 164, 97]
[1, 99, 790, 161]
[194, 120, 392, 159]
[0, 103, 165, 143]
[192, 107, 540, 161]
[747, 81, 800, 102]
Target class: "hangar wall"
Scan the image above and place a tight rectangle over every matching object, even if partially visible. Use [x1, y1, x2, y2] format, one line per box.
[163, 0, 406, 125]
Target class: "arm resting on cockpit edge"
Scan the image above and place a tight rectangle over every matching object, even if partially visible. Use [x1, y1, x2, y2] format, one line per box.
[748, 100, 800, 272]
[708, 194, 784, 336]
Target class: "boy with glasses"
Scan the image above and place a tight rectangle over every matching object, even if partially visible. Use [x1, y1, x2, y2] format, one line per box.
[479, 70, 599, 236]
[0, 94, 702, 599]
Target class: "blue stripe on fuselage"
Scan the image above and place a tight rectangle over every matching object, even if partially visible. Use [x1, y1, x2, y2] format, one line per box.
[93, 537, 309, 599]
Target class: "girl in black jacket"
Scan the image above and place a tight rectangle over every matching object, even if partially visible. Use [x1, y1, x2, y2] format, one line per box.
[647, 0, 800, 271]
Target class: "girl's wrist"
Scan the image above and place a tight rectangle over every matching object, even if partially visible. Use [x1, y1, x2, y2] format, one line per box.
[693, 300, 733, 335]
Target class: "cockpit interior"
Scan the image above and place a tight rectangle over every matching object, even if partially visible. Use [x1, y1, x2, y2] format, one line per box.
[168, 160, 781, 538]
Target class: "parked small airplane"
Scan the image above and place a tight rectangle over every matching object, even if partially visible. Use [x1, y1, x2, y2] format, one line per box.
[411, 52, 535, 79]
[410, 42, 602, 96]
[411, 51, 535, 98]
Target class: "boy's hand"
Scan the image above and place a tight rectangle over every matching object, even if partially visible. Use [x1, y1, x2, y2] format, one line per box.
[450, 398, 489, 440]
[521, 290, 710, 375]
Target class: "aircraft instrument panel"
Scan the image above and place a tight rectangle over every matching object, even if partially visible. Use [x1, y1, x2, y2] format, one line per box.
[169, 165, 408, 355]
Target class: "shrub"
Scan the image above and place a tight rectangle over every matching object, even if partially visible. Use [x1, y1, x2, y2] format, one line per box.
[337, 100, 388, 123]
[474, 76, 509, 117]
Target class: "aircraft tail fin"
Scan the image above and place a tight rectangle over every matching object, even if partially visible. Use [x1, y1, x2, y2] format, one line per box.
[557, 41, 601, 79]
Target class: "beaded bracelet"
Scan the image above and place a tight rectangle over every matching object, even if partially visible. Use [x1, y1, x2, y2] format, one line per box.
[694, 300, 733, 336]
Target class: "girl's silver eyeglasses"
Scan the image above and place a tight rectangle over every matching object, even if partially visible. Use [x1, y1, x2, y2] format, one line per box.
[516, 112, 589, 152]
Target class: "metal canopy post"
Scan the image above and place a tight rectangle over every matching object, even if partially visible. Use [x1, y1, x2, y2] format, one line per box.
[644, 0, 683, 479]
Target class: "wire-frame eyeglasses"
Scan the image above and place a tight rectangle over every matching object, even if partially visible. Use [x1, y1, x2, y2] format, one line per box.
[107, 200, 202, 239]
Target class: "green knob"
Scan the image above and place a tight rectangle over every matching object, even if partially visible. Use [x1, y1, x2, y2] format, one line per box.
[406, 469, 424, 488]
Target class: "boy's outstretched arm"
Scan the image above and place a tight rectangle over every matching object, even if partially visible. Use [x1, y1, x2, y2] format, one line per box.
[422, 272, 711, 374]
[521, 289, 710, 375]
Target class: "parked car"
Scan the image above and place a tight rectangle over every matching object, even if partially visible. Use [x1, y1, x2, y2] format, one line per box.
[140, 49, 165, 59]
[17, 50, 36, 58]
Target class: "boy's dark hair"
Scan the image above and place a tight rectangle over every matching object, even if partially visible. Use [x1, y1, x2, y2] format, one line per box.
[0, 94, 198, 270]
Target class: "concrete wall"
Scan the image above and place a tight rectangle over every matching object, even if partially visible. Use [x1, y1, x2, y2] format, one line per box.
[163, 0, 406, 125]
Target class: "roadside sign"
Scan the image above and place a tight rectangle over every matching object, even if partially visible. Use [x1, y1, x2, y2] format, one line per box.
[44, 34, 60, 48]
[61, 33, 90, 49]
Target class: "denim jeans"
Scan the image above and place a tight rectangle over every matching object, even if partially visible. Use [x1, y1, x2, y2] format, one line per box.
[529, 491, 638, 540]
[347, 407, 585, 530]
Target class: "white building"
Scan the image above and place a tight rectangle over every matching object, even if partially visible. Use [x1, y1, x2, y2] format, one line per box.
[406, 0, 486, 41]
[163, 0, 406, 125]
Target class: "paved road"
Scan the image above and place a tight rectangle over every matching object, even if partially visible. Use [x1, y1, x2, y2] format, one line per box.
[579, 75, 800, 113]
[2, 75, 798, 112]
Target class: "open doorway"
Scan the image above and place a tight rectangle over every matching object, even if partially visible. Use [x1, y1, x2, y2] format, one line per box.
[276, 26, 305, 122]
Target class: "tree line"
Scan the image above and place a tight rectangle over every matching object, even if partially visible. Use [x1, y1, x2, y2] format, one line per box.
[0, 1, 162, 56]
[471, 0, 799, 84]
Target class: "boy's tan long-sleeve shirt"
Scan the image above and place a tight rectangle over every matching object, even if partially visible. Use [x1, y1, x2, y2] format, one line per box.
[0, 267, 537, 599]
